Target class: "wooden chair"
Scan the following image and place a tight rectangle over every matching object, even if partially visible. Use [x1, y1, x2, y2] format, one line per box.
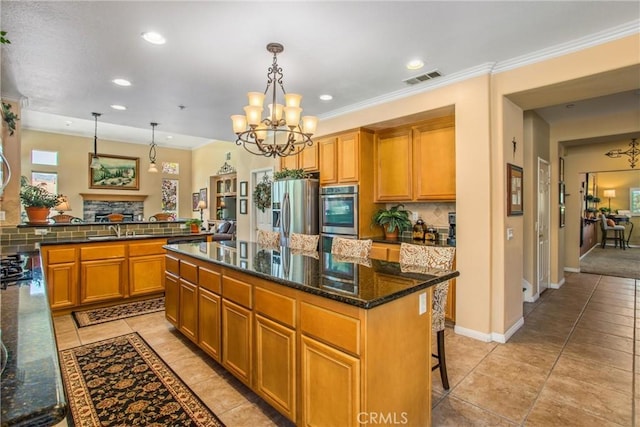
[289, 233, 319, 252]
[257, 230, 281, 248]
[399, 243, 456, 390]
[330, 236, 372, 258]
[599, 214, 625, 249]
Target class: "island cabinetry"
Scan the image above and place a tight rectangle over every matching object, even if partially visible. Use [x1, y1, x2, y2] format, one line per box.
[129, 239, 166, 297]
[41, 247, 78, 310]
[178, 259, 199, 343]
[374, 116, 455, 202]
[198, 266, 222, 362]
[280, 140, 319, 172]
[222, 272, 253, 386]
[79, 244, 126, 304]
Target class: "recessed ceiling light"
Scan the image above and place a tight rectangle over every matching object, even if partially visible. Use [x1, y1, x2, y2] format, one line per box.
[65, 121, 72, 126]
[319, 94, 333, 101]
[166, 135, 173, 140]
[112, 78, 131, 87]
[110, 104, 127, 111]
[406, 59, 424, 70]
[141, 31, 166, 45]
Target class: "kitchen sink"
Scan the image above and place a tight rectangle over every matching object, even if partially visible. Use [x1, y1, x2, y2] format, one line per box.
[87, 234, 155, 241]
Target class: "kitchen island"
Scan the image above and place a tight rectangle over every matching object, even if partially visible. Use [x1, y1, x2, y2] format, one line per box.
[164, 241, 459, 426]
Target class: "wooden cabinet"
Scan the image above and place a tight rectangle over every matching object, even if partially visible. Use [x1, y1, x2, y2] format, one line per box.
[370, 242, 401, 262]
[164, 272, 179, 327]
[79, 245, 126, 304]
[280, 140, 319, 172]
[580, 220, 598, 256]
[222, 299, 252, 386]
[374, 116, 455, 202]
[319, 130, 373, 185]
[319, 137, 338, 184]
[198, 287, 221, 362]
[129, 239, 166, 297]
[41, 247, 78, 310]
[179, 279, 198, 343]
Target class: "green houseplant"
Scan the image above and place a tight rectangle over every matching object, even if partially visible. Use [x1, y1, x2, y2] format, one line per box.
[371, 204, 412, 239]
[185, 218, 203, 232]
[20, 176, 61, 224]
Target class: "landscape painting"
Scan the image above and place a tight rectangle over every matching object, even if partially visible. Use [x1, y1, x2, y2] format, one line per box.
[89, 154, 139, 190]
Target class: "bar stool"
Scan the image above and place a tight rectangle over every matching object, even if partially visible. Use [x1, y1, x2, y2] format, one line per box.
[257, 230, 281, 248]
[330, 237, 372, 258]
[600, 214, 626, 250]
[399, 243, 456, 390]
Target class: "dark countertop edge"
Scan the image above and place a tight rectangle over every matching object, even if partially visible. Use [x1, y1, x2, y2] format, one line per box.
[5, 404, 67, 427]
[38, 232, 214, 246]
[370, 236, 456, 247]
[164, 245, 459, 309]
[16, 220, 186, 228]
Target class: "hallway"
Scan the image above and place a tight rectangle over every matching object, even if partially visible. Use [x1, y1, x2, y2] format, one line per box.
[54, 272, 637, 426]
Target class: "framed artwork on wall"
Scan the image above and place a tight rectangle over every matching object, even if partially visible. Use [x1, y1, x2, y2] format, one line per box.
[89, 154, 139, 190]
[199, 188, 207, 205]
[240, 181, 248, 197]
[192, 193, 200, 211]
[507, 163, 523, 216]
[239, 199, 247, 214]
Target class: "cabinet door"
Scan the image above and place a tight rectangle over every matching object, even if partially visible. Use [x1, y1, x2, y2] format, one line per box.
[319, 137, 337, 184]
[164, 273, 179, 327]
[222, 299, 252, 386]
[179, 279, 198, 343]
[255, 314, 296, 421]
[80, 258, 126, 304]
[337, 132, 359, 183]
[129, 254, 165, 296]
[374, 128, 412, 201]
[280, 154, 299, 171]
[198, 287, 221, 362]
[301, 335, 360, 427]
[299, 140, 319, 172]
[445, 279, 456, 322]
[46, 263, 77, 310]
[413, 124, 455, 200]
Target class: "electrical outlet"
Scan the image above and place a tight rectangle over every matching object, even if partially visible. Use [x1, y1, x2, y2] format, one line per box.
[0, 211, 5, 221]
[411, 212, 418, 222]
[419, 292, 427, 315]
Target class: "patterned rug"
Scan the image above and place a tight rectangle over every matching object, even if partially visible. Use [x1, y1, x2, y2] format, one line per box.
[59, 333, 225, 426]
[73, 297, 165, 328]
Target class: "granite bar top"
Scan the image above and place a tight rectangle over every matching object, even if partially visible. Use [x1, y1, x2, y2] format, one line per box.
[1, 255, 68, 426]
[38, 231, 214, 246]
[164, 241, 459, 309]
[371, 236, 456, 247]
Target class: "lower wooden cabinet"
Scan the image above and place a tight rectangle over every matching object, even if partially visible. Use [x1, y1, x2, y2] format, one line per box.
[46, 262, 77, 310]
[164, 272, 179, 327]
[301, 335, 360, 427]
[80, 258, 126, 304]
[222, 299, 252, 386]
[179, 279, 198, 343]
[198, 287, 221, 362]
[129, 255, 165, 296]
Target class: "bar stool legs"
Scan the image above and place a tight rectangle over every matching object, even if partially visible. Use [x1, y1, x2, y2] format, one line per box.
[432, 329, 450, 390]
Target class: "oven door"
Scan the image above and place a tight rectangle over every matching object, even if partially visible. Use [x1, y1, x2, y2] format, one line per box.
[320, 193, 358, 235]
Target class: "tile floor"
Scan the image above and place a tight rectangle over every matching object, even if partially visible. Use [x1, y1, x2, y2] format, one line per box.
[54, 272, 637, 426]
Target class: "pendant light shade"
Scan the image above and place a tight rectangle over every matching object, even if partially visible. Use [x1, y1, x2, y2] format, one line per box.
[90, 112, 102, 169]
[148, 122, 159, 173]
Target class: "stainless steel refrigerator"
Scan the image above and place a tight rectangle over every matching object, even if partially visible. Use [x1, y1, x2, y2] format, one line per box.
[272, 178, 319, 246]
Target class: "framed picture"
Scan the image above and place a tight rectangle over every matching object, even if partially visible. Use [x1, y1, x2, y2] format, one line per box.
[89, 154, 139, 190]
[199, 188, 207, 205]
[559, 182, 565, 205]
[559, 205, 566, 228]
[559, 157, 565, 182]
[240, 199, 248, 214]
[506, 163, 523, 216]
[161, 179, 178, 212]
[240, 260, 248, 269]
[240, 181, 248, 197]
[239, 241, 248, 259]
[192, 193, 200, 211]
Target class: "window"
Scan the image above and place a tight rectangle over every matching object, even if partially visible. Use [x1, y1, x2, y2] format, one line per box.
[31, 172, 58, 194]
[31, 150, 58, 166]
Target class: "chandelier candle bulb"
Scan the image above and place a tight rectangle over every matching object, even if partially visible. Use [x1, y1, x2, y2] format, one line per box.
[302, 116, 318, 134]
[284, 106, 302, 127]
[284, 93, 302, 108]
[231, 115, 247, 133]
[247, 92, 265, 107]
[244, 106, 263, 126]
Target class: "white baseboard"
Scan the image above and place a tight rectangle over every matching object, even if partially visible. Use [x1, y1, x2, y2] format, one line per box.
[524, 293, 539, 303]
[564, 267, 580, 272]
[549, 276, 565, 289]
[491, 317, 524, 343]
[454, 318, 524, 343]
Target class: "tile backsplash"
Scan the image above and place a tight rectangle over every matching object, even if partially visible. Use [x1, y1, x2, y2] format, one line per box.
[385, 202, 455, 229]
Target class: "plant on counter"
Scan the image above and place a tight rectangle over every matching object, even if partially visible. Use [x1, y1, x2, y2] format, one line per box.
[19, 176, 61, 208]
[273, 168, 310, 180]
[184, 218, 203, 227]
[371, 204, 413, 238]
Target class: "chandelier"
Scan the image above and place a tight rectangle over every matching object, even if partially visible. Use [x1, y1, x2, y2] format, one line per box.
[605, 138, 639, 168]
[231, 43, 318, 158]
[89, 112, 102, 169]
[148, 122, 159, 173]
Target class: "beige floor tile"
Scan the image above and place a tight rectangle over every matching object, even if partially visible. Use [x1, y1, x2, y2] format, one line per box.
[168, 353, 223, 386]
[597, 276, 637, 287]
[491, 343, 559, 371]
[52, 314, 77, 334]
[472, 352, 549, 391]
[587, 301, 635, 317]
[563, 339, 633, 371]
[191, 375, 259, 415]
[525, 391, 625, 427]
[580, 309, 634, 327]
[537, 373, 632, 426]
[124, 311, 170, 332]
[507, 328, 567, 354]
[590, 295, 635, 309]
[569, 325, 633, 354]
[432, 395, 517, 427]
[576, 316, 634, 339]
[553, 354, 632, 395]
[217, 402, 279, 427]
[54, 329, 81, 350]
[76, 319, 133, 344]
[451, 371, 538, 423]
[519, 319, 575, 340]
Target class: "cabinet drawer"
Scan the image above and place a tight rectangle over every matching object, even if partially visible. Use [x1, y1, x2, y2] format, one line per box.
[46, 247, 77, 264]
[199, 266, 222, 294]
[222, 276, 252, 309]
[80, 245, 126, 261]
[300, 302, 360, 355]
[166, 255, 179, 276]
[129, 240, 166, 256]
[255, 286, 296, 328]
[180, 259, 198, 284]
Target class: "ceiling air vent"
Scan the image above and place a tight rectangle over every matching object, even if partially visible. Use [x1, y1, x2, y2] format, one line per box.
[403, 70, 442, 85]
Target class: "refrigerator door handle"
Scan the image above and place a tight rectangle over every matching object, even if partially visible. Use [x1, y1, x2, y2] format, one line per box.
[282, 192, 291, 238]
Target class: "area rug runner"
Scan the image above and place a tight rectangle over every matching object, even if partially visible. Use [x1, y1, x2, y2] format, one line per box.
[73, 297, 165, 328]
[59, 333, 225, 426]
[580, 246, 640, 279]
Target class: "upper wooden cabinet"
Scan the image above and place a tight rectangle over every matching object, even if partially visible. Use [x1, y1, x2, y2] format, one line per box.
[279, 140, 319, 172]
[319, 130, 373, 185]
[318, 137, 337, 184]
[374, 116, 455, 202]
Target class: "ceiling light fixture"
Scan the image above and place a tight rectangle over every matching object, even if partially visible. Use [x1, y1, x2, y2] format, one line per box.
[90, 112, 102, 169]
[141, 31, 166, 45]
[406, 59, 424, 70]
[319, 94, 333, 101]
[148, 122, 159, 173]
[604, 138, 639, 168]
[231, 42, 318, 158]
[110, 104, 126, 110]
[112, 78, 131, 87]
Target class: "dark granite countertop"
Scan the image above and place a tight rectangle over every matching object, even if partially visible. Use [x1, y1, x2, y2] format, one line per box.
[371, 236, 456, 247]
[1, 256, 68, 426]
[39, 231, 214, 246]
[164, 241, 459, 309]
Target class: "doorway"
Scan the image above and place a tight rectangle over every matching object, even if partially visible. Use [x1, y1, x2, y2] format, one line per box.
[250, 168, 273, 242]
[537, 158, 551, 296]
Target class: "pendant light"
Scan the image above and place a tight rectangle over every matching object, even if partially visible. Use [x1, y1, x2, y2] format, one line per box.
[90, 112, 102, 169]
[148, 122, 159, 173]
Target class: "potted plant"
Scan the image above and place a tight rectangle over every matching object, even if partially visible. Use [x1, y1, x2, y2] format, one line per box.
[19, 176, 61, 224]
[185, 218, 203, 233]
[371, 204, 413, 239]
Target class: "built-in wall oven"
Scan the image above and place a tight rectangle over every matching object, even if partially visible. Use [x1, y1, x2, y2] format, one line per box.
[320, 185, 358, 236]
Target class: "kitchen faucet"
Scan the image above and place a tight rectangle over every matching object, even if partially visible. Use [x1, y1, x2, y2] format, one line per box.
[108, 224, 121, 238]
